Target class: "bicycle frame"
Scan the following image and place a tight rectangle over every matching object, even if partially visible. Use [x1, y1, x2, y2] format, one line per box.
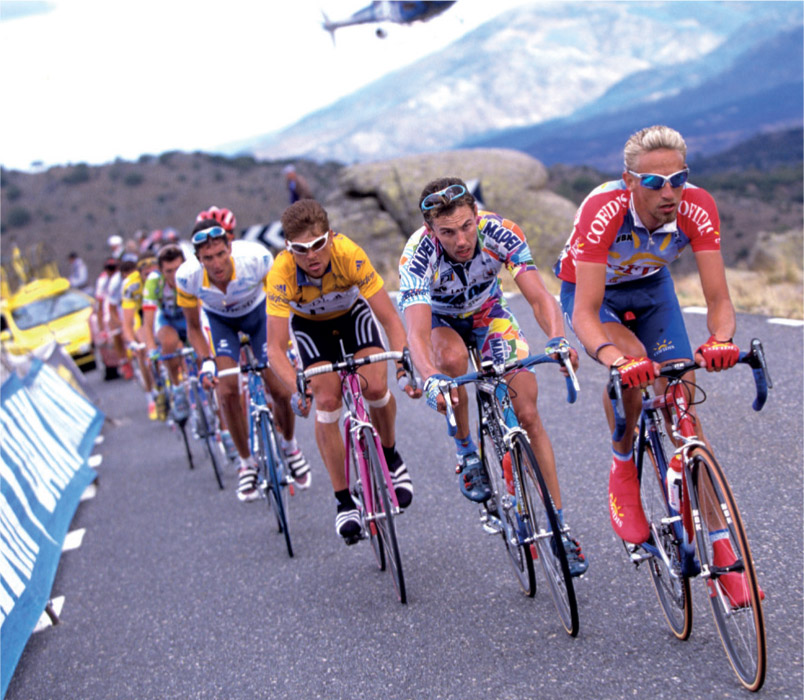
[612, 339, 771, 563]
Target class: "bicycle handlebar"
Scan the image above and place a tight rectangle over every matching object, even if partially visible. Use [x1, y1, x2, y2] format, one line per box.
[436, 351, 579, 437]
[607, 338, 771, 442]
[296, 348, 418, 397]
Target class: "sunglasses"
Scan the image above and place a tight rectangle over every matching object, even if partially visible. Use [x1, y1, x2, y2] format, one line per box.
[421, 184, 468, 211]
[191, 226, 228, 246]
[626, 168, 690, 190]
[286, 230, 329, 255]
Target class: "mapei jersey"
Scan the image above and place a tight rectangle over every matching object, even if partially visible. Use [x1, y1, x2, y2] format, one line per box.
[266, 233, 383, 321]
[398, 210, 537, 317]
[142, 271, 183, 321]
[176, 240, 274, 317]
[554, 180, 721, 286]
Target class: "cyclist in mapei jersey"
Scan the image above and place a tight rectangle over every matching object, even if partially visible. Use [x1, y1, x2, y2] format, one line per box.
[265, 199, 421, 542]
[176, 225, 308, 502]
[399, 177, 587, 576]
[555, 125, 761, 600]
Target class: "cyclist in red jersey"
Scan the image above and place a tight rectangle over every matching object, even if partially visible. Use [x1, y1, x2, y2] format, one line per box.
[556, 125, 761, 604]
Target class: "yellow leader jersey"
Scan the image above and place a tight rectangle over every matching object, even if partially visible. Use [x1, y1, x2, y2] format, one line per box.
[266, 233, 384, 321]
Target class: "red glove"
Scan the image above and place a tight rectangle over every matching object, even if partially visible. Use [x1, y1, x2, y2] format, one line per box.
[614, 356, 656, 389]
[696, 336, 739, 371]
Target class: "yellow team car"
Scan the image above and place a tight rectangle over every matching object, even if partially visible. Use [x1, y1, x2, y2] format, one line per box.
[0, 277, 96, 371]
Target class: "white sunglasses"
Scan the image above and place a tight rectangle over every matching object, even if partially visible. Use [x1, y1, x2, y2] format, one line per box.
[286, 230, 330, 255]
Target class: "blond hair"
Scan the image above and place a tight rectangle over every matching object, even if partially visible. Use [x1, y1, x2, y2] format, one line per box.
[623, 125, 687, 170]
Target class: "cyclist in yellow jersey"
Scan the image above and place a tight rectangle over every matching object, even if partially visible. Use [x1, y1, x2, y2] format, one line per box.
[122, 252, 158, 418]
[266, 199, 422, 541]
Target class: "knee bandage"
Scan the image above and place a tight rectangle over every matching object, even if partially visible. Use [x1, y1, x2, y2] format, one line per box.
[315, 408, 342, 424]
[366, 390, 391, 409]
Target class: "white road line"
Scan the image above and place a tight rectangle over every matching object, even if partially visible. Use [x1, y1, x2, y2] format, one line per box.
[80, 483, 97, 501]
[769, 318, 804, 327]
[88, 454, 102, 468]
[62, 529, 86, 552]
[33, 596, 65, 633]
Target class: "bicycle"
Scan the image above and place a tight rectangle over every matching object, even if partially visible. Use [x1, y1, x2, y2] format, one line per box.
[297, 349, 417, 604]
[219, 343, 295, 558]
[608, 338, 771, 691]
[149, 349, 196, 471]
[433, 346, 582, 636]
[181, 347, 227, 490]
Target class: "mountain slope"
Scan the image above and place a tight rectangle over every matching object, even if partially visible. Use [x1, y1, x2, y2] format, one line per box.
[466, 24, 803, 167]
[231, 1, 801, 164]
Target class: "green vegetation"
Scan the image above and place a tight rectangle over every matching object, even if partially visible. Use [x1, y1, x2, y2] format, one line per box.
[123, 172, 145, 187]
[62, 163, 91, 185]
[6, 206, 32, 228]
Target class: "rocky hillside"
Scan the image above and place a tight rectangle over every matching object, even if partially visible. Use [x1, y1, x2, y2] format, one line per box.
[1, 149, 801, 317]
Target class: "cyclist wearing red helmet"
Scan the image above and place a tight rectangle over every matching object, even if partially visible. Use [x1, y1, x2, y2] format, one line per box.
[196, 206, 237, 238]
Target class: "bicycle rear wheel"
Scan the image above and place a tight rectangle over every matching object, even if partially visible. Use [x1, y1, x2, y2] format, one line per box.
[363, 427, 406, 604]
[196, 387, 224, 490]
[258, 414, 293, 558]
[640, 430, 693, 640]
[513, 433, 579, 637]
[688, 446, 765, 691]
[480, 423, 536, 596]
[349, 432, 384, 568]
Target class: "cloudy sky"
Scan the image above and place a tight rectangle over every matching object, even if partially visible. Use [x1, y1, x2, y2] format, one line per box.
[1, 0, 531, 170]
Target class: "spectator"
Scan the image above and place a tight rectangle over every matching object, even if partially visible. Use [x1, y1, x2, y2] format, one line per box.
[282, 164, 314, 204]
[67, 252, 90, 293]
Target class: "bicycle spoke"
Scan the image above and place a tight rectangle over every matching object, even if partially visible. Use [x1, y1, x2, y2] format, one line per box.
[364, 428, 405, 604]
[480, 423, 535, 596]
[513, 434, 579, 637]
[689, 447, 765, 691]
[640, 427, 692, 640]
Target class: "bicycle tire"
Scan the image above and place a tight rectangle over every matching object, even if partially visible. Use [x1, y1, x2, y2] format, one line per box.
[513, 433, 579, 637]
[177, 418, 195, 471]
[349, 431, 384, 568]
[363, 427, 406, 604]
[480, 422, 536, 597]
[640, 427, 693, 640]
[257, 413, 293, 558]
[196, 387, 224, 490]
[687, 446, 766, 691]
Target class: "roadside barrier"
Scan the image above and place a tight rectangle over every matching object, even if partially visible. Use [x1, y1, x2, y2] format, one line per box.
[0, 356, 103, 698]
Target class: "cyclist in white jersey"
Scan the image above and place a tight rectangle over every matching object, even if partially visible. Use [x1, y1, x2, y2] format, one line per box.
[176, 226, 307, 501]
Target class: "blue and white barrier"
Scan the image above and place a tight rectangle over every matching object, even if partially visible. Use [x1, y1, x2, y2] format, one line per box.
[0, 359, 103, 698]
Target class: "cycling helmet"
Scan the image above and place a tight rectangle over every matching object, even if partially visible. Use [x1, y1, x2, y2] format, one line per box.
[163, 227, 179, 243]
[107, 234, 123, 248]
[196, 206, 236, 234]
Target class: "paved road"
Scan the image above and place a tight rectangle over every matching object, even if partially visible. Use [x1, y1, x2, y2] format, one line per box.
[7, 301, 803, 699]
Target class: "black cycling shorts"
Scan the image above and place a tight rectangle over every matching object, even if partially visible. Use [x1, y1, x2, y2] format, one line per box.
[290, 297, 385, 369]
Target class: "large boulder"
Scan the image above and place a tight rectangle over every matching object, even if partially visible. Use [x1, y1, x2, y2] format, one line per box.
[321, 148, 577, 281]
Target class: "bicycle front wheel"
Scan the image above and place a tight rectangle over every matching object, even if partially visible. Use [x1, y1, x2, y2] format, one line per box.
[688, 447, 766, 691]
[257, 414, 293, 558]
[480, 423, 535, 597]
[641, 433, 693, 640]
[513, 433, 579, 637]
[363, 427, 406, 604]
[349, 431, 384, 568]
[196, 388, 224, 490]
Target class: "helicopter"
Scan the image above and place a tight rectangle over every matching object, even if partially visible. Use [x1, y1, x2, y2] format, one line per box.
[323, 1, 456, 41]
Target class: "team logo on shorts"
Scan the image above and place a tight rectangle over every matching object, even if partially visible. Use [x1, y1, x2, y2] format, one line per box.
[489, 337, 509, 366]
[653, 338, 675, 355]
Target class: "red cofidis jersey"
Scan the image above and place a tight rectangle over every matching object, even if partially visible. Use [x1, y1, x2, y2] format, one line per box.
[553, 179, 721, 285]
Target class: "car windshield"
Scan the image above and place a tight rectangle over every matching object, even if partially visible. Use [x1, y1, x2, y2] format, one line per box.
[11, 290, 91, 330]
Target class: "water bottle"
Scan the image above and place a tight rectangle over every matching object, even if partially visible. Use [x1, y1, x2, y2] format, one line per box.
[666, 454, 683, 512]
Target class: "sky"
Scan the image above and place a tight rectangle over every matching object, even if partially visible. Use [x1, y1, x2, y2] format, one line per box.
[0, 0, 532, 171]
